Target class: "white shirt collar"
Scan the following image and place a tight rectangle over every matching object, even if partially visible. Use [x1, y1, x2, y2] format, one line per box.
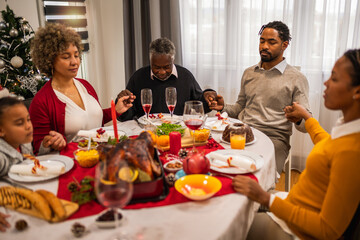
[150, 64, 178, 80]
[255, 58, 287, 74]
[331, 117, 360, 139]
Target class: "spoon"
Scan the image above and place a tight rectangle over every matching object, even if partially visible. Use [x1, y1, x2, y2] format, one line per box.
[87, 136, 91, 151]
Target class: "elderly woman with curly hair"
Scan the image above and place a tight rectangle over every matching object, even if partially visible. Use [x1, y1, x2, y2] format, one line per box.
[29, 23, 133, 154]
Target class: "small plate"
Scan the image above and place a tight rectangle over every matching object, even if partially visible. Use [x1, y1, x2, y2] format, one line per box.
[95, 209, 124, 228]
[138, 114, 182, 126]
[163, 160, 183, 173]
[220, 136, 257, 146]
[206, 149, 264, 174]
[8, 155, 74, 182]
[76, 128, 126, 142]
[205, 117, 242, 132]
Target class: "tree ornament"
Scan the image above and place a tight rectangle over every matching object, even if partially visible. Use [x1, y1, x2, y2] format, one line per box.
[11, 56, 23, 68]
[0, 44, 9, 50]
[0, 59, 5, 69]
[35, 74, 42, 81]
[0, 21, 6, 30]
[9, 28, 19, 37]
[22, 24, 30, 33]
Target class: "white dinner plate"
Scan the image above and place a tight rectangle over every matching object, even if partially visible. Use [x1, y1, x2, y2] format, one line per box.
[76, 128, 126, 142]
[220, 136, 257, 146]
[206, 149, 264, 174]
[205, 117, 242, 132]
[138, 113, 182, 126]
[8, 155, 74, 182]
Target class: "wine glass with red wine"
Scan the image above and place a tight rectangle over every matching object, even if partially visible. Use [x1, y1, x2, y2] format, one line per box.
[141, 88, 152, 119]
[95, 159, 133, 238]
[165, 87, 177, 118]
[183, 101, 205, 150]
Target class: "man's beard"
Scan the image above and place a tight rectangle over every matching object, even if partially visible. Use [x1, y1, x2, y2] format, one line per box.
[260, 50, 275, 62]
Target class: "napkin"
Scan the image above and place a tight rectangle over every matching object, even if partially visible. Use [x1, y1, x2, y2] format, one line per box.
[9, 164, 65, 176]
[76, 130, 99, 138]
[207, 152, 256, 171]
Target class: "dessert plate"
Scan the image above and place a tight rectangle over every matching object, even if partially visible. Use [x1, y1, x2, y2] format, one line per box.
[8, 155, 74, 182]
[138, 114, 182, 126]
[76, 128, 126, 142]
[205, 117, 241, 132]
[220, 136, 257, 146]
[206, 149, 264, 174]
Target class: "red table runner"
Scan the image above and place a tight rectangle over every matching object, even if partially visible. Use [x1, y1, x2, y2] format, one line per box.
[58, 139, 257, 220]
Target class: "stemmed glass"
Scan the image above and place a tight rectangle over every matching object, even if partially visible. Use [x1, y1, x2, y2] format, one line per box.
[95, 159, 133, 238]
[141, 88, 152, 119]
[183, 101, 205, 150]
[165, 87, 177, 118]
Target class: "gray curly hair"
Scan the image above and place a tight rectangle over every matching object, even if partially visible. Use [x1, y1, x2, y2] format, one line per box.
[149, 37, 176, 60]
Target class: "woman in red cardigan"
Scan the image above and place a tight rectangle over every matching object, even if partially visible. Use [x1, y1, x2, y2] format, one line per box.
[234, 49, 360, 240]
[30, 23, 133, 154]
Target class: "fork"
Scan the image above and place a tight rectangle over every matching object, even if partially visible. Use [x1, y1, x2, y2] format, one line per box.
[211, 172, 234, 179]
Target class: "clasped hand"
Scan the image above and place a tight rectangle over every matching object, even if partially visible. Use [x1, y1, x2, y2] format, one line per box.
[204, 91, 225, 111]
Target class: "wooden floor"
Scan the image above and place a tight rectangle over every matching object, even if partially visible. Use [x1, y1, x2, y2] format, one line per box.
[275, 170, 301, 191]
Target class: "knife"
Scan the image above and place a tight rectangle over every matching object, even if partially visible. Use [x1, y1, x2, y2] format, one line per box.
[0, 177, 30, 189]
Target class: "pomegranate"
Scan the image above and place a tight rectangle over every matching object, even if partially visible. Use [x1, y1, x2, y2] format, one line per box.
[183, 152, 210, 174]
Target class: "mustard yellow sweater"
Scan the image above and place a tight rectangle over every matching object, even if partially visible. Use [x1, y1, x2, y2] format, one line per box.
[270, 118, 360, 240]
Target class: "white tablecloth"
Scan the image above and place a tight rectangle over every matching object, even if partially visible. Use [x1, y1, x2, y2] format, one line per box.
[1, 119, 276, 240]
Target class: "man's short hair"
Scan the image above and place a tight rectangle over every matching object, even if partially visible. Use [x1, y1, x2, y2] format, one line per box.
[149, 37, 176, 60]
[258, 21, 292, 43]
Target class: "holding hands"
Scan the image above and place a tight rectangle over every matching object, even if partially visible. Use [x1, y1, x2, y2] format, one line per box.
[42, 131, 66, 151]
[116, 90, 136, 114]
[284, 102, 312, 123]
[204, 91, 225, 111]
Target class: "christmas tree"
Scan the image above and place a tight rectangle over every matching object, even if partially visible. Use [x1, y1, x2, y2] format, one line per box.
[0, 5, 46, 99]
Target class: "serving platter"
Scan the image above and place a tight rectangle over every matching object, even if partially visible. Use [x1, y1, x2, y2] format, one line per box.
[8, 155, 74, 182]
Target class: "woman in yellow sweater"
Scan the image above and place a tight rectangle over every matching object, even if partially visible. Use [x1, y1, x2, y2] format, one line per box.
[233, 49, 360, 240]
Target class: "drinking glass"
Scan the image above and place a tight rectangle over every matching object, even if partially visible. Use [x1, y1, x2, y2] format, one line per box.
[141, 88, 152, 119]
[165, 87, 177, 118]
[230, 132, 246, 149]
[95, 159, 133, 238]
[183, 101, 205, 150]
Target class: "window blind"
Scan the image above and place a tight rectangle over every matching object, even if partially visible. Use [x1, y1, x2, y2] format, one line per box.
[42, 0, 89, 51]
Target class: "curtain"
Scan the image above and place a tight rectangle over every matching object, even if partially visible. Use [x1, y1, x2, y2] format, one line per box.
[122, 0, 182, 82]
[85, 0, 126, 107]
[179, 0, 360, 171]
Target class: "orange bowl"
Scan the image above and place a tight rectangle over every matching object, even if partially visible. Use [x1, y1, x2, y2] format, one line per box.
[174, 174, 222, 201]
[74, 149, 99, 168]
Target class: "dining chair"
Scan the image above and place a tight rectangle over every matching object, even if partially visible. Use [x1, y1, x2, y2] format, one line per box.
[284, 151, 291, 192]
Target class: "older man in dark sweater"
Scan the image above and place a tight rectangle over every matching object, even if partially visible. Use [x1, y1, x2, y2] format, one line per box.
[117, 37, 217, 121]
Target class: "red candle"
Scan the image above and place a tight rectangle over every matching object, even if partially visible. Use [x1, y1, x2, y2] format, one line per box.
[169, 131, 182, 155]
[111, 99, 119, 143]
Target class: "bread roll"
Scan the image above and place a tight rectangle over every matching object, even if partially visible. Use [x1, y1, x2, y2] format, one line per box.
[36, 189, 66, 221]
[16, 188, 52, 221]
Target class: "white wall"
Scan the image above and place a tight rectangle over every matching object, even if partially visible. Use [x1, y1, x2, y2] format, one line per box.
[0, 0, 126, 108]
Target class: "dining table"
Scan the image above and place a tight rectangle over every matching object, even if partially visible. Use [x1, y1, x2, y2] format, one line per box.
[1, 117, 276, 240]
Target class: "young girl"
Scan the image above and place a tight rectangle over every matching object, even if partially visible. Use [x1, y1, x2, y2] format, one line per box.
[0, 97, 33, 177]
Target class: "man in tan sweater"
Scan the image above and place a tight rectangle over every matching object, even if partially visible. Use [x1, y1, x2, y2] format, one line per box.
[210, 21, 310, 175]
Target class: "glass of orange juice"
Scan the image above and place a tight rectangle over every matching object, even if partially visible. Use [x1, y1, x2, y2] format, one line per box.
[230, 132, 246, 150]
